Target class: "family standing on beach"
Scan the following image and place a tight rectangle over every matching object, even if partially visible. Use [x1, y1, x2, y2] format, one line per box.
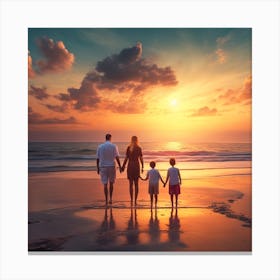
[96, 134, 182, 208]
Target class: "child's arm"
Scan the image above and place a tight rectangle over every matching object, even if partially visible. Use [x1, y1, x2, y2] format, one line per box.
[159, 173, 165, 184]
[164, 171, 169, 187]
[139, 171, 149, 181]
[178, 169, 182, 185]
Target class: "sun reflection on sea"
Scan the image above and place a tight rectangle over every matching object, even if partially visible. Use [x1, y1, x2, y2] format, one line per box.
[165, 141, 183, 151]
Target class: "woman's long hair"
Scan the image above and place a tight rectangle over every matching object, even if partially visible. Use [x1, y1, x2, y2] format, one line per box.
[129, 136, 139, 152]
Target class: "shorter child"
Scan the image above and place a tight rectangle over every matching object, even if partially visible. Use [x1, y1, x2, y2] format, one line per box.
[164, 158, 182, 208]
[141, 161, 164, 209]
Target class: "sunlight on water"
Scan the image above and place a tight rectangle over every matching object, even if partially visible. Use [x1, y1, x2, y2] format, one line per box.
[164, 141, 183, 151]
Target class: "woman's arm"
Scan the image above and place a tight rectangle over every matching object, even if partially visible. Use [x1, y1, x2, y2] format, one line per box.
[121, 147, 129, 171]
[140, 155, 144, 173]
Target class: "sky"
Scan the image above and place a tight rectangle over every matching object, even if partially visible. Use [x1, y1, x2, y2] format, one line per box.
[28, 28, 252, 142]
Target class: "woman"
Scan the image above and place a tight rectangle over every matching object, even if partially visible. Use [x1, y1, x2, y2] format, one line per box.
[122, 136, 144, 206]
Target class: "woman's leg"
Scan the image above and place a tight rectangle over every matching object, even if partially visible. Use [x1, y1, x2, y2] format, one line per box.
[175, 194, 178, 208]
[150, 194, 153, 209]
[155, 194, 158, 207]
[134, 178, 139, 205]
[129, 179, 133, 204]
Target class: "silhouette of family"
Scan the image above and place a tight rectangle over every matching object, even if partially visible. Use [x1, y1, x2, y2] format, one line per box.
[96, 133, 182, 208]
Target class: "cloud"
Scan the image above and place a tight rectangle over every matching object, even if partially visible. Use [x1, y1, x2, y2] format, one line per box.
[29, 85, 50, 100]
[95, 42, 177, 93]
[63, 71, 101, 111]
[36, 37, 75, 73]
[55, 42, 177, 112]
[45, 102, 70, 113]
[215, 35, 230, 64]
[191, 106, 218, 117]
[218, 75, 252, 105]
[28, 51, 36, 78]
[102, 95, 147, 114]
[28, 107, 77, 124]
[215, 48, 226, 64]
[216, 35, 230, 46]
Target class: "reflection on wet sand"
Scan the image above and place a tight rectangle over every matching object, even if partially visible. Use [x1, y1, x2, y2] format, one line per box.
[96, 207, 116, 247]
[168, 208, 180, 243]
[149, 209, 160, 243]
[126, 207, 139, 245]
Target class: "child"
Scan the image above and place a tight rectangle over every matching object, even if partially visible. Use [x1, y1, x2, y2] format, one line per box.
[141, 161, 164, 209]
[164, 158, 182, 208]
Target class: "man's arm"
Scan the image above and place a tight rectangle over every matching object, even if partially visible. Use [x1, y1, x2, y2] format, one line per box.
[96, 158, 100, 174]
[115, 156, 122, 173]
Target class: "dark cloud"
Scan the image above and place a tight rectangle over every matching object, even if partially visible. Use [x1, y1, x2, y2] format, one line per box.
[191, 106, 218, 117]
[45, 103, 70, 113]
[96, 42, 177, 93]
[28, 107, 77, 124]
[54, 42, 177, 112]
[29, 85, 50, 100]
[36, 37, 75, 73]
[218, 76, 251, 105]
[62, 72, 101, 111]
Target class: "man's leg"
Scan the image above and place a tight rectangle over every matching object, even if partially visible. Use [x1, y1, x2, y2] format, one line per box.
[109, 181, 114, 204]
[104, 183, 108, 205]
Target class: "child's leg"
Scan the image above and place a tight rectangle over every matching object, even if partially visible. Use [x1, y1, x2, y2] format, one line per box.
[155, 194, 158, 207]
[175, 194, 178, 208]
[171, 194, 174, 208]
[150, 194, 153, 209]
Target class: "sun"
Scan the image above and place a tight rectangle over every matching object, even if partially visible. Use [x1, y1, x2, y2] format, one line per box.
[170, 99, 177, 107]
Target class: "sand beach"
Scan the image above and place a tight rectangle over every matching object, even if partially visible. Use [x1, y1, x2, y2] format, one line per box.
[28, 170, 251, 252]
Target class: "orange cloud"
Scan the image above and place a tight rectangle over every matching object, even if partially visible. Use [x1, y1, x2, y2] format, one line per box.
[218, 75, 251, 105]
[215, 48, 226, 64]
[191, 106, 218, 117]
[36, 37, 74, 73]
[28, 52, 36, 78]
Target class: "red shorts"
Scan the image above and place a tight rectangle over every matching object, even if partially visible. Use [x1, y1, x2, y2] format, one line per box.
[169, 184, 180, 195]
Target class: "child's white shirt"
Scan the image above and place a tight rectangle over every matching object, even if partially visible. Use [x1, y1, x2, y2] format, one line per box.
[168, 166, 180, 185]
[147, 168, 161, 185]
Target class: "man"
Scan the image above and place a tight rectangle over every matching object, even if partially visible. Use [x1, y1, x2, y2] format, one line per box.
[96, 134, 122, 205]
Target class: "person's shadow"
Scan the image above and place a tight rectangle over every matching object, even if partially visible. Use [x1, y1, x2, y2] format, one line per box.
[168, 208, 181, 243]
[148, 208, 160, 244]
[126, 207, 139, 246]
[96, 207, 116, 248]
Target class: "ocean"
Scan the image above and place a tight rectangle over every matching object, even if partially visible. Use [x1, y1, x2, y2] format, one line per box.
[28, 142, 252, 179]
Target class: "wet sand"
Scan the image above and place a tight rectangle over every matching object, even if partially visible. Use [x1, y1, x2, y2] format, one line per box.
[28, 171, 251, 252]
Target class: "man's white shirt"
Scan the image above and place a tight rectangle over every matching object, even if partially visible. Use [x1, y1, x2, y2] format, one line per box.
[96, 141, 120, 167]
